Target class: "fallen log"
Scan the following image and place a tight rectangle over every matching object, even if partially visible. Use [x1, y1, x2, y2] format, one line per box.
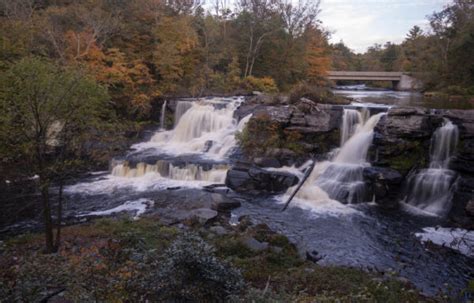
[281, 159, 316, 211]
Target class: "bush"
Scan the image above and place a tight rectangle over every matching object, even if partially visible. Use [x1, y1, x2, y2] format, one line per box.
[156, 233, 244, 302]
[443, 85, 469, 96]
[242, 76, 279, 93]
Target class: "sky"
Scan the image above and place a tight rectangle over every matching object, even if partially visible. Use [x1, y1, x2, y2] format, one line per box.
[319, 0, 452, 53]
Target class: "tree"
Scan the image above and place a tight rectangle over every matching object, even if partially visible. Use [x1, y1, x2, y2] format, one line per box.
[304, 26, 331, 84]
[236, 0, 281, 77]
[0, 57, 110, 253]
[153, 15, 199, 94]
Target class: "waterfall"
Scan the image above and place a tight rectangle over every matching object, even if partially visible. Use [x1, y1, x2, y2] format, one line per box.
[160, 100, 167, 130]
[404, 120, 459, 216]
[174, 101, 193, 127]
[287, 109, 385, 205]
[140, 99, 247, 157]
[340, 109, 362, 146]
[429, 121, 459, 169]
[106, 97, 250, 187]
[112, 161, 229, 183]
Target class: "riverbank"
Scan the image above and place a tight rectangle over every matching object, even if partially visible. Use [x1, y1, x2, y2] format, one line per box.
[0, 216, 462, 302]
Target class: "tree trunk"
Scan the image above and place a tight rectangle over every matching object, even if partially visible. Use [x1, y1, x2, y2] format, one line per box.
[41, 182, 55, 253]
[54, 181, 64, 252]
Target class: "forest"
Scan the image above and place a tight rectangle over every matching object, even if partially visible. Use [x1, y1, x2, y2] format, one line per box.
[1, 0, 472, 122]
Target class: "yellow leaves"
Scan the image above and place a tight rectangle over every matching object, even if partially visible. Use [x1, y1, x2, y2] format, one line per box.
[242, 76, 279, 93]
[154, 15, 199, 93]
[304, 27, 331, 84]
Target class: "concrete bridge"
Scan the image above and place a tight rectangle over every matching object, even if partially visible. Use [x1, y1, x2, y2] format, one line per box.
[327, 71, 422, 91]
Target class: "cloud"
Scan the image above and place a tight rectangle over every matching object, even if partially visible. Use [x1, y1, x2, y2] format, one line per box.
[319, 0, 451, 53]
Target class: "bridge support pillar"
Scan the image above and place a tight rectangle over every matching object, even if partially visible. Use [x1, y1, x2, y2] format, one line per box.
[395, 74, 423, 91]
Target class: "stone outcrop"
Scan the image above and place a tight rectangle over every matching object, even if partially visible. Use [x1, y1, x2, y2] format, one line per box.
[225, 162, 299, 195]
[370, 107, 442, 175]
[363, 166, 403, 209]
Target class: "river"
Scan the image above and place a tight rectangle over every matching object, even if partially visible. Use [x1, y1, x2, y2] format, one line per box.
[1, 93, 473, 296]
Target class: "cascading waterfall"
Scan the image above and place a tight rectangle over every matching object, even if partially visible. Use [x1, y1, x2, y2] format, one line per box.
[404, 120, 459, 216]
[108, 97, 250, 184]
[139, 99, 248, 157]
[174, 101, 193, 127]
[316, 112, 385, 203]
[111, 161, 229, 183]
[340, 109, 361, 146]
[160, 100, 167, 130]
[286, 108, 385, 206]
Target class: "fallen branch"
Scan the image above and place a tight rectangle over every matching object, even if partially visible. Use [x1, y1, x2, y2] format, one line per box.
[281, 158, 316, 211]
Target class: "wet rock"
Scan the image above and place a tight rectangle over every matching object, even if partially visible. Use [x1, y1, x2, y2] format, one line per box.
[225, 163, 299, 195]
[189, 208, 218, 225]
[466, 199, 474, 217]
[450, 177, 474, 227]
[209, 225, 229, 236]
[443, 109, 474, 139]
[253, 157, 281, 168]
[210, 193, 241, 212]
[306, 250, 324, 263]
[241, 236, 269, 252]
[384, 107, 434, 139]
[363, 167, 403, 209]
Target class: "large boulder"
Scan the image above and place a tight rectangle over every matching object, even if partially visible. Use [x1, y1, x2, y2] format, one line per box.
[225, 162, 299, 195]
[363, 166, 403, 209]
[449, 177, 474, 228]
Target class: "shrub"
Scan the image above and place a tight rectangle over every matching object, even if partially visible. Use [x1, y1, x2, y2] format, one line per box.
[156, 233, 244, 302]
[242, 76, 279, 93]
[443, 85, 469, 96]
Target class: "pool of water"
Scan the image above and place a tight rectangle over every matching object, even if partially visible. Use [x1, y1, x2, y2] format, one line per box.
[333, 85, 473, 109]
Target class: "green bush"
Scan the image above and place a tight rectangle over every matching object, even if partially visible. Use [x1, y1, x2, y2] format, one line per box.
[156, 233, 244, 302]
[242, 76, 279, 93]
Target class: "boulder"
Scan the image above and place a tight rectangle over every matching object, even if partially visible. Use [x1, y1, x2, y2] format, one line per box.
[384, 107, 434, 139]
[449, 177, 474, 228]
[363, 166, 403, 209]
[241, 236, 269, 252]
[209, 225, 229, 236]
[253, 157, 281, 168]
[189, 208, 218, 225]
[210, 193, 242, 212]
[225, 163, 299, 195]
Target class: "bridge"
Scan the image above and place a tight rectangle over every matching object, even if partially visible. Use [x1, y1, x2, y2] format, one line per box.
[327, 71, 422, 91]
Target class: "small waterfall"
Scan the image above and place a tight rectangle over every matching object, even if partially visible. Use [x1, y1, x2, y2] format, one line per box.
[288, 109, 385, 205]
[340, 109, 362, 146]
[160, 100, 167, 130]
[111, 160, 229, 183]
[140, 98, 249, 158]
[404, 120, 459, 216]
[429, 121, 459, 169]
[174, 101, 193, 127]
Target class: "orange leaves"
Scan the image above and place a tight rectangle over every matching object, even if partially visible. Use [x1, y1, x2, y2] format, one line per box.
[304, 27, 331, 84]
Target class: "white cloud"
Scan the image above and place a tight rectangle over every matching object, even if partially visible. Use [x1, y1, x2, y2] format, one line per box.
[319, 0, 451, 53]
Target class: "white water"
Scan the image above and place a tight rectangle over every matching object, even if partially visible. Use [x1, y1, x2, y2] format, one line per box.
[160, 100, 167, 130]
[78, 198, 154, 220]
[134, 98, 249, 159]
[404, 120, 459, 217]
[174, 100, 193, 127]
[281, 109, 385, 209]
[415, 227, 474, 257]
[67, 97, 250, 194]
